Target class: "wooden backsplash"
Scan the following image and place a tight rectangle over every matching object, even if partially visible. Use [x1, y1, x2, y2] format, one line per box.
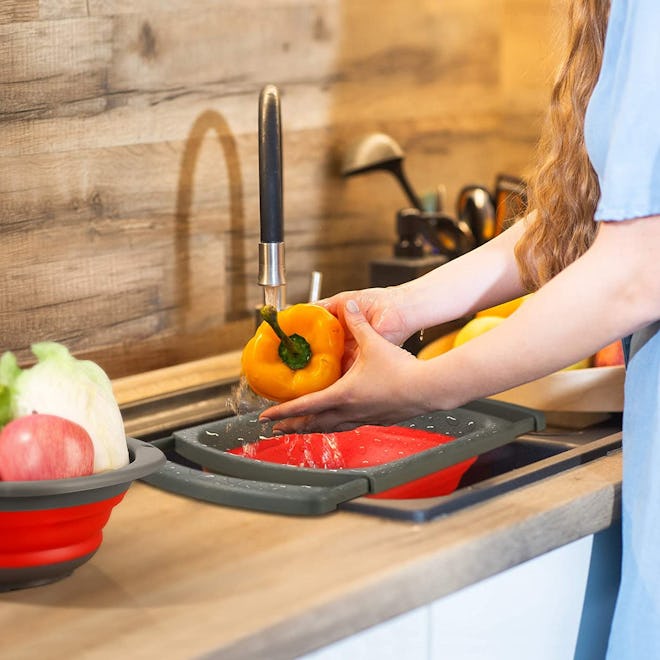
[0, 0, 567, 378]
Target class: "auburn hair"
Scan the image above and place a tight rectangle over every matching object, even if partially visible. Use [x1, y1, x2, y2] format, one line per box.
[515, 0, 610, 291]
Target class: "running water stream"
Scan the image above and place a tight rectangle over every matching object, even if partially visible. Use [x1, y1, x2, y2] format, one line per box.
[227, 277, 346, 469]
[225, 377, 346, 469]
[262, 284, 284, 311]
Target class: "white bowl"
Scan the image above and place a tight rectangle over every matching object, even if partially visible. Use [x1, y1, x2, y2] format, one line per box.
[489, 366, 624, 412]
[418, 332, 625, 426]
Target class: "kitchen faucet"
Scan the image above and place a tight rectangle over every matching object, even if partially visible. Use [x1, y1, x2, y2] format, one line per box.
[257, 84, 286, 311]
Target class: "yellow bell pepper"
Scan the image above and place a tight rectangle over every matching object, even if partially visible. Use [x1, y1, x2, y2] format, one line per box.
[241, 304, 345, 402]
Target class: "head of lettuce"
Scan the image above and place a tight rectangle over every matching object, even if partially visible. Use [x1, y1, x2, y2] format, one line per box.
[0, 342, 129, 473]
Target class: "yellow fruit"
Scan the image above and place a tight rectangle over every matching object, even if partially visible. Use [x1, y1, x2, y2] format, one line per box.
[563, 356, 593, 371]
[417, 330, 459, 360]
[453, 316, 505, 347]
[476, 294, 532, 319]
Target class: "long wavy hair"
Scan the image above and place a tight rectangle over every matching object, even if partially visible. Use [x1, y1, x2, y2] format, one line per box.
[515, 0, 610, 290]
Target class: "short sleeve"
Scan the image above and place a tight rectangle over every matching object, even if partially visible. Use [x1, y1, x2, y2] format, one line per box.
[584, 0, 660, 221]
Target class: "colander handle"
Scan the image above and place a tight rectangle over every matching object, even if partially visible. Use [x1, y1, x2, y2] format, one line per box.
[142, 439, 369, 516]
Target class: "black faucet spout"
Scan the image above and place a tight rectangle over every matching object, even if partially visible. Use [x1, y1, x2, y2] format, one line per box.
[257, 84, 286, 309]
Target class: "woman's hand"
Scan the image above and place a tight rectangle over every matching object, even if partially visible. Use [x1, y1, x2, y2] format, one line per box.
[319, 287, 413, 371]
[260, 299, 435, 433]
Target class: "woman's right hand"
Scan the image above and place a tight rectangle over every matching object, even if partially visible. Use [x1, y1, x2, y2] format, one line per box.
[261, 298, 437, 433]
[319, 287, 413, 370]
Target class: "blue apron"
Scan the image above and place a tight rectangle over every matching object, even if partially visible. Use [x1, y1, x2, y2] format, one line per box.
[583, 1, 660, 656]
[607, 324, 660, 658]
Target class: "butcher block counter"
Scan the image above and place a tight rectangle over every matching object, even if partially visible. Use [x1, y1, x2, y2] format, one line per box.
[0, 354, 623, 660]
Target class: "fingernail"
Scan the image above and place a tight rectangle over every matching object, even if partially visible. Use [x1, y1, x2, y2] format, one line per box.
[259, 416, 271, 423]
[346, 299, 359, 313]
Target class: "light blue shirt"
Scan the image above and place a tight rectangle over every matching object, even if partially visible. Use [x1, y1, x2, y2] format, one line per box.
[584, 0, 660, 220]
[583, 1, 660, 658]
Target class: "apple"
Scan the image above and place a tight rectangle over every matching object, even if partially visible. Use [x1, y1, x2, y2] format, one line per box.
[594, 340, 625, 367]
[0, 414, 94, 481]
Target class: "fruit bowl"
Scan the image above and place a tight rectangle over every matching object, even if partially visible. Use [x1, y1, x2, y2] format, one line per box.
[0, 437, 165, 592]
[487, 365, 624, 413]
[418, 330, 625, 426]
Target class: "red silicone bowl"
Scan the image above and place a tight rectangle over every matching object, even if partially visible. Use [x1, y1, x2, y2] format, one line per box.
[0, 437, 164, 592]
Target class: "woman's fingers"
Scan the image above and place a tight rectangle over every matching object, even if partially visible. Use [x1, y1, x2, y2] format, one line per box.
[259, 379, 344, 422]
[270, 411, 362, 435]
[341, 299, 376, 341]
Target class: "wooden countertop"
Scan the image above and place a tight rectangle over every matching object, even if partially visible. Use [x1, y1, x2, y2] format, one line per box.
[0, 355, 623, 660]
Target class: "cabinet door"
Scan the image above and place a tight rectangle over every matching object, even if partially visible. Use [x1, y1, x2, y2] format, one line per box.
[429, 536, 595, 659]
[301, 606, 429, 660]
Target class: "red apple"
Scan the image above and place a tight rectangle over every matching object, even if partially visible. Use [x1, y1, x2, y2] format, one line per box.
[594, 340, 625, 367]
[0, 414, 94, 481]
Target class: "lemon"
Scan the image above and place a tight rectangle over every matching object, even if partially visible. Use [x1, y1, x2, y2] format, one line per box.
[453, 315, 505, 347]
[476, 294, 532, 319]
[452, 314, 592, 369]
[563, 356, 593, 371]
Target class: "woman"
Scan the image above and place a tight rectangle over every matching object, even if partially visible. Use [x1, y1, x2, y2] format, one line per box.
[262, 0, 660, 655]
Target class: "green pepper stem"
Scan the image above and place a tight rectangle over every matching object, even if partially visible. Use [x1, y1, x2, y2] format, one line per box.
[260, 305, 312, 370]
[261, 305, 297, 352]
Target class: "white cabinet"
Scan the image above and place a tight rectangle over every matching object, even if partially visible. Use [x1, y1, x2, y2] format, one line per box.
[428, 535, 593, 659]
[301, 525, 621, 660]
[301, 607, 429, 660]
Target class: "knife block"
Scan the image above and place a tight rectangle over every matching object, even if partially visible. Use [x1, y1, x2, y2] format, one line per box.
[369, 254, 465, 355]
[369, 254, 448, 288]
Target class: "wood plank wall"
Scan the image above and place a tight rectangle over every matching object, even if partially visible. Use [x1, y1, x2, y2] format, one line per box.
[0, 0, 567, 378]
